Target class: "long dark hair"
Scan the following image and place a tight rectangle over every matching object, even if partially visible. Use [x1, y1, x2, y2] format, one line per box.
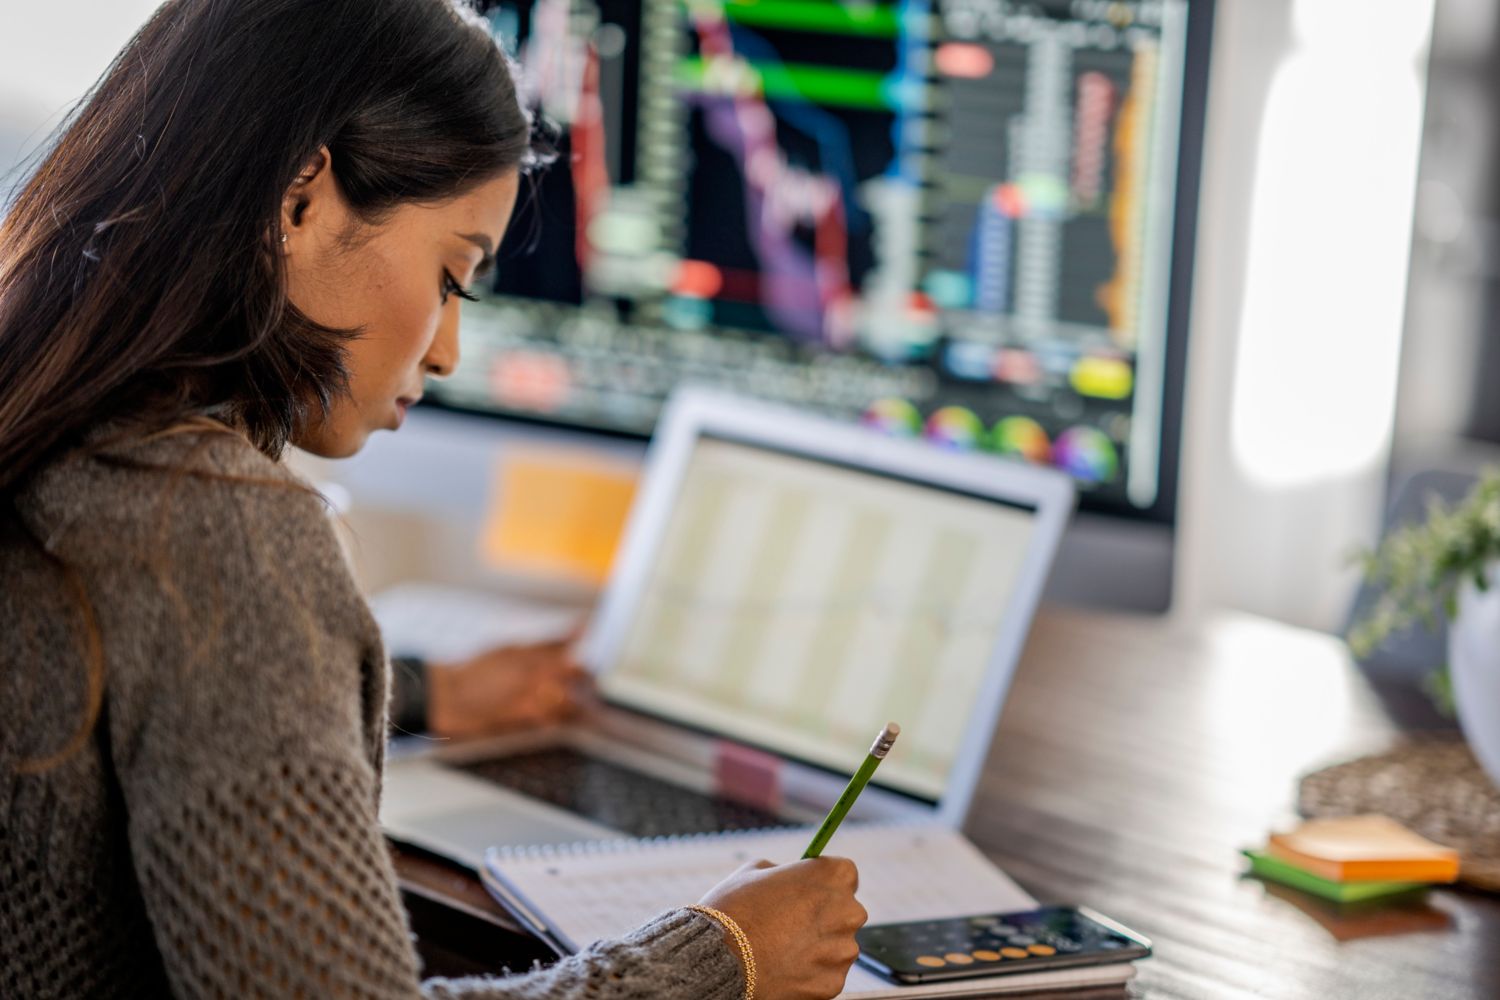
[0, 0, 534, 497]
[1, 0, 535, 772]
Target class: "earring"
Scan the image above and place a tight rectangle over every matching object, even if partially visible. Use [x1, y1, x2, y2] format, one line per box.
[280, 233, 288, 245]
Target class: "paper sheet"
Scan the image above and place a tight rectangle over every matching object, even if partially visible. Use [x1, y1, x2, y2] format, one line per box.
[486, 825, 1134, 998]
[370, 582, 582, 663]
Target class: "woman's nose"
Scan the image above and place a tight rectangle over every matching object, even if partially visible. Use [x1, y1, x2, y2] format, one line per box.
[424, 305, 461, 378]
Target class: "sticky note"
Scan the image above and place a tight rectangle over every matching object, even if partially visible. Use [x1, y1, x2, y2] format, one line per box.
[1241, 850, 1427, 903]
[1267, 815, 1460, 884]
[481, 450, 638, 586]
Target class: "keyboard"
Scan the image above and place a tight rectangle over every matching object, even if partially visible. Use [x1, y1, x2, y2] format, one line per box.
[456, 747, 788, 839]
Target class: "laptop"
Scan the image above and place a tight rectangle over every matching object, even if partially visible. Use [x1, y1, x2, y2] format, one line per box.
[380, 388, 1075, 868]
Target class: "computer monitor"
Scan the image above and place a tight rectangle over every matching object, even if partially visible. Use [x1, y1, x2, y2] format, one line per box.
[426, 0, 1214, 611]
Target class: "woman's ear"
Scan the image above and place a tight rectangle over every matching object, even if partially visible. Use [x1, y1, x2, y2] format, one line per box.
[280, 146, 338, 254]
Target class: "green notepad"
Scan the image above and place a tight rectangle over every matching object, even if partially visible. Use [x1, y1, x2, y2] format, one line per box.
[1241, 850, 1428, 903]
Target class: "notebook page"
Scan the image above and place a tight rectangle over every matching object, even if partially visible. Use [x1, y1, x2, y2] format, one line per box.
[486, 825, 1134, 998]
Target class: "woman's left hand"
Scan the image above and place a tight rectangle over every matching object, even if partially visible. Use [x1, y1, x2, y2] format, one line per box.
[425, 635, 593, 738]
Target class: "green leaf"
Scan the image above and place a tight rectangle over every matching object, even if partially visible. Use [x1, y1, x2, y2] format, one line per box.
[1347, 470, 1500, 650]
[1424, 666, 1456, 718]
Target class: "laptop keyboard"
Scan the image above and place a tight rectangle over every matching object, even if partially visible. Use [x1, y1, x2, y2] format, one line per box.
[455, 747, 789, 839]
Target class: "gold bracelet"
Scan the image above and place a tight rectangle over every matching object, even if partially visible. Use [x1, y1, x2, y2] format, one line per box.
[687, 904, 757, 1000]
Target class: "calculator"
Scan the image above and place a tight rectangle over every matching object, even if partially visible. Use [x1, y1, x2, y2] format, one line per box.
[855, 905, 1152, 984]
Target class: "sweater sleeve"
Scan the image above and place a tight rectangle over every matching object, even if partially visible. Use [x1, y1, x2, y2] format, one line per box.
[126, 749, 743, 1000]
[76, 434, 743, 1000]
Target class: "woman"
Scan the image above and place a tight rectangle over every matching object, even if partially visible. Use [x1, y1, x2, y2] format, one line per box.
[0, 2, 866, 997]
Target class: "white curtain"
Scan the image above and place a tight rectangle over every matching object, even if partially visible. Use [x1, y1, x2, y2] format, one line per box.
[1177, 0, 1436, 631]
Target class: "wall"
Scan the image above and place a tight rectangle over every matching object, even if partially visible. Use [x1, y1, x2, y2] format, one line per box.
[1389, 0, 1500, 491]
[1397, 0, 1498, 448]
[0, 1, 166, 193]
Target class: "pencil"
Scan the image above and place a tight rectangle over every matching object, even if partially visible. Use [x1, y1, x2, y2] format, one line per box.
[802, 723, 900, 859]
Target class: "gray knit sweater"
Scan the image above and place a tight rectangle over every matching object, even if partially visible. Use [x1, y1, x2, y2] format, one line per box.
[0, 425, 743, 999]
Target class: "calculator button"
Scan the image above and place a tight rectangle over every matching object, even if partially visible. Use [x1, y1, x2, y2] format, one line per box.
[992, 924, 1018, 935]
[916, 956, 946, 968]
[1001, 947, 1030, 960]
[972, 950, 1002, 962]
[1009, 935, 1037, 946]
[1028, 945, 1056, 956]
[944, 953, 975, 965]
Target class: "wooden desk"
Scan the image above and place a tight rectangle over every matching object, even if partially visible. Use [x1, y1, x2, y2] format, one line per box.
[395, 610, 1500, 998]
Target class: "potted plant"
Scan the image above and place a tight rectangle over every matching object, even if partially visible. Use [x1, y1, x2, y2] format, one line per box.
[1350, 471, 1500, 789]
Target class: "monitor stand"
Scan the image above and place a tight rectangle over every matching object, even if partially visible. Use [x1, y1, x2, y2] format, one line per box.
[1043, 513, 1175, 614]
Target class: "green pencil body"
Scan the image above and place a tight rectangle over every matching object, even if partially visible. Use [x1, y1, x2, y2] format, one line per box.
[802, 723, 900, 859]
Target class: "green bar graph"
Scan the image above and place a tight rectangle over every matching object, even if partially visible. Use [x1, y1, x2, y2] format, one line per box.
[676, 57, 893, 111]
[701, 0, 902, 38]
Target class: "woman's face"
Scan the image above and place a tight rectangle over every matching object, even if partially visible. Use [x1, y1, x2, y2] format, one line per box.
[281, 152, 520, 457]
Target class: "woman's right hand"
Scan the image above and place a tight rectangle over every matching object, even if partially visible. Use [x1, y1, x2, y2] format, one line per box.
[697, 856, 868, 1000]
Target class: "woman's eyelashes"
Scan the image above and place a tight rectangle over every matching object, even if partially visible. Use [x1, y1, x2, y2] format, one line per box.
[441, 269, 481, 304]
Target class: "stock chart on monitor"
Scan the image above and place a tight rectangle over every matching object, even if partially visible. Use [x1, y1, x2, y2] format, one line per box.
[438, 0, 1201, 515]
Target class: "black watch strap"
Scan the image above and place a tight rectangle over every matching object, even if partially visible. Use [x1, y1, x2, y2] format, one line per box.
[389, 655, 429, 733]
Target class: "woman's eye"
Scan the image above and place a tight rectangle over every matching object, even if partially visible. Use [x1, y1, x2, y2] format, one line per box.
[442, 270, 481, 304]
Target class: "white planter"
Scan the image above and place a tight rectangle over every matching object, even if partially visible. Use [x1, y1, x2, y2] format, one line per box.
[1450, 574, 1500, 790]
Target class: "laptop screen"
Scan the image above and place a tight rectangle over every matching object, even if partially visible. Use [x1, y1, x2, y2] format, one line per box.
[598, 435, 1040, 802]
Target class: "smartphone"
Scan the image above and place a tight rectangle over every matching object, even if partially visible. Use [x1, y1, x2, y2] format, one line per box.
[855, 905, 1152, 984]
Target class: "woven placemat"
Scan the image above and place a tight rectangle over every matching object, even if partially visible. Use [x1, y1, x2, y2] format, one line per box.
[1298, 737, 1500, 892]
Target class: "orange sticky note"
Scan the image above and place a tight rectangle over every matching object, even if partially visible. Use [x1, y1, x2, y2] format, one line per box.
[1267, 815, 1460, 884]
[481, 450, 638, 586]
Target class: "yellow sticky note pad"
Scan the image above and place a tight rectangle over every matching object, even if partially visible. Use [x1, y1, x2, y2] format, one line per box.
[481, 451, 638, 586]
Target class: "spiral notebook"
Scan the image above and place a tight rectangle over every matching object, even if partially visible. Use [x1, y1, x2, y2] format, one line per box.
[481, 825, 1136, 998]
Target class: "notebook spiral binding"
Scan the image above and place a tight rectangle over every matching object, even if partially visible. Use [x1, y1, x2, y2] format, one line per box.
[491, 819, 922, 862]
